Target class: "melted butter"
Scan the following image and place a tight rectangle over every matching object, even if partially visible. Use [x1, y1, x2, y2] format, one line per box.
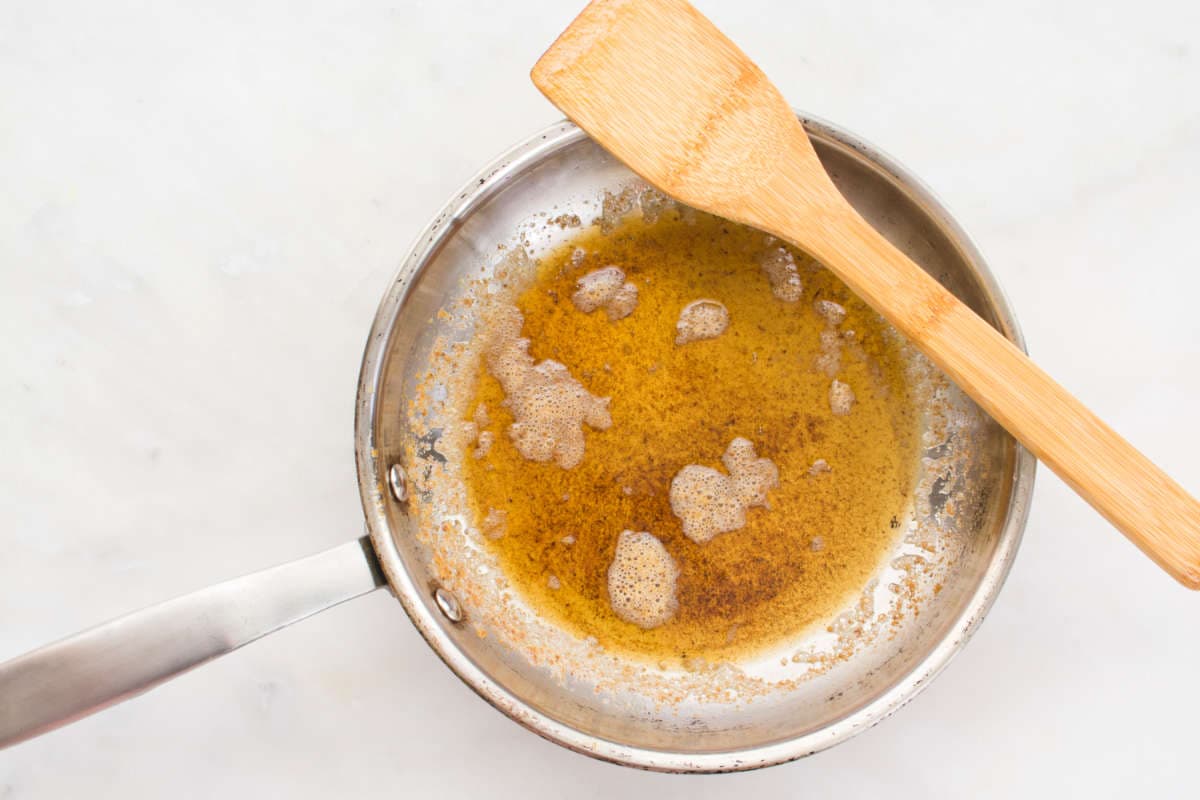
[463, 210, 921, 663]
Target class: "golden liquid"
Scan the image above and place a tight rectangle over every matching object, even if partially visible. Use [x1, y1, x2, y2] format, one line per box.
[464, 211, 921, 662]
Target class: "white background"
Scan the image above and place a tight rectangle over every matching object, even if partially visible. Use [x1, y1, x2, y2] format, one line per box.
[2, 1, 1197, 796]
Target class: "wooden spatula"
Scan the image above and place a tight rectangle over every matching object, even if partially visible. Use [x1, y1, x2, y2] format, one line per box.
[532, 0, 1200, 588]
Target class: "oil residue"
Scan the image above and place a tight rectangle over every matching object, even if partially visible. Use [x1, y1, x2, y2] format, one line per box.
[463, 209, 922, 663]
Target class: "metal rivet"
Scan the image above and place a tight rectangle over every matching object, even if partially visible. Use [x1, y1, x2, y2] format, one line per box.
[434, 587, 463, 623]
[387, 464, 408, 503]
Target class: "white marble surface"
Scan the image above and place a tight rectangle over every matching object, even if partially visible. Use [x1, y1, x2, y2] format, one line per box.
[2, 0, 1198, 796]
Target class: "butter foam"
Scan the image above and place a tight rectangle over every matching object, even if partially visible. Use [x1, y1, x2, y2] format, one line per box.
[486, 304, 612, 469]
[607, 530, 680, 629]
[760, 247, 803, 302]
[669, 438, 779, 544]
[675, 299, 729, 345]
[571, 266, 638, 320]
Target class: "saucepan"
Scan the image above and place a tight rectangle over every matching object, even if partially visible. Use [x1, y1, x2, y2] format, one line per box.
[0, 115, 1034, 772]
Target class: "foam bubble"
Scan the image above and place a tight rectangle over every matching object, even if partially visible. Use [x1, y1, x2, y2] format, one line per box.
[829, 379, 856, 416]
[760, 247, 803, 302]
[814, 328, 843, 377]
[675, 299, 729, 345]
[669, 465, 744, 542]
[490, 247, 531, 292]
[638, 186, 675, 224]
[482, 508, 507, 540]
[486, 304, 612, 469]
[669, 438, 779, 543]
[462, 402, 495, 459]
[571, 266, 639, 321]
[469, 403, 494, 458]
[607, 284, 638, 320]
[607, 530, 679, 629]
[814, 299, 846, 326]
[473, 430, 494, 459]
[722, 437, 779, 507]
[570, 267, 623, 312]
[600, 187, 637, 234]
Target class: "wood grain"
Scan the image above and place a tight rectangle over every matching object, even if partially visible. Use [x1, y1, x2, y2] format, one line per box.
[533, 0, 1200, 587]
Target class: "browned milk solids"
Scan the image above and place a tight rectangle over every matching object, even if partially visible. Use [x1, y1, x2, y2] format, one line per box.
[463, 210, 922, 663]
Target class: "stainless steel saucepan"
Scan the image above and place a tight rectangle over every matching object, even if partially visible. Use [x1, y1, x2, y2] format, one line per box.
[0, 115, 1034, 772]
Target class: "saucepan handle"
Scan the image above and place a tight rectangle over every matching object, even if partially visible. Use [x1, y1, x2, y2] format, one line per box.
[0, 536, 386, 749]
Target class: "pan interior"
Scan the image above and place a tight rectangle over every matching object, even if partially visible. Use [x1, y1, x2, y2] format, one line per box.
[359, 120, 1029, 766]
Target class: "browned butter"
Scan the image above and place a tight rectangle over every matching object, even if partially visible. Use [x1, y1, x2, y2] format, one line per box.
[463, 209, 921, 663]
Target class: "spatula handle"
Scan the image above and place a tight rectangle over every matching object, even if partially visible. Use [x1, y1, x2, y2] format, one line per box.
[792, 206, 1200, 588]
